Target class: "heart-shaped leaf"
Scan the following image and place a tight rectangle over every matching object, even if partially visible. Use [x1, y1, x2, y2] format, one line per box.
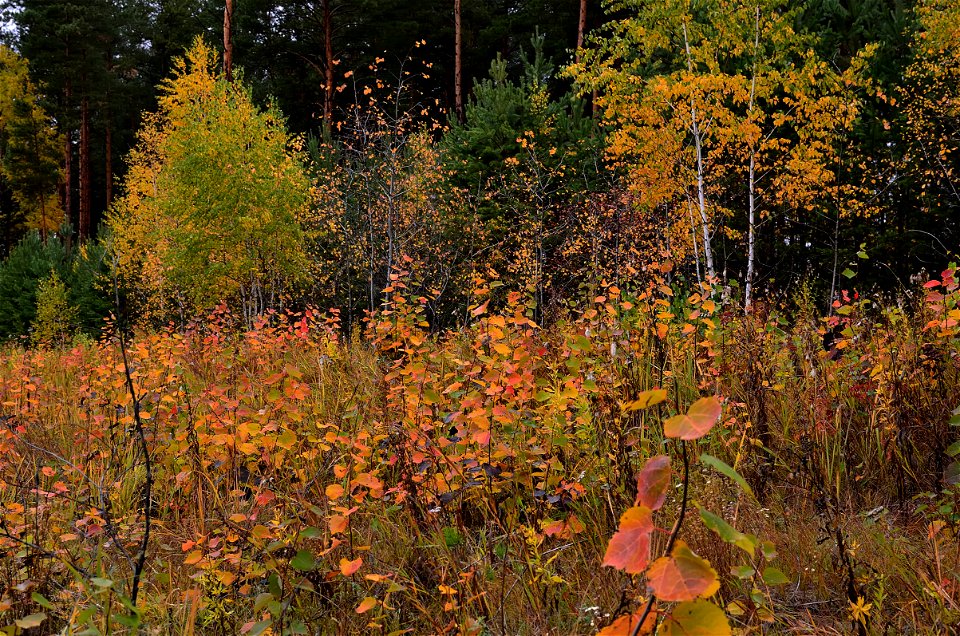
[663, 397, 722, 440]
[636, 455, 671, 510]
[602, 506, 654, 574]
[646, 541, 720, 602]
[660, 601, 731, 636]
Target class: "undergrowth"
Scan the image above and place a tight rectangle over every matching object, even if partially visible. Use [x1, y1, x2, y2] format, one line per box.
[0, 264, 958, 634]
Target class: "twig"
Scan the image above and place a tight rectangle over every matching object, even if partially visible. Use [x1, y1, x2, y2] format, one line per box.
[114, 265, 153, 608]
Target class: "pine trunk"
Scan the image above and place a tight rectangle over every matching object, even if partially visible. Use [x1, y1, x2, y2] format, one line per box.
[223, 0, 234, 82]
[454, 0, 463, 122]
[79, 96, 91, 241]
[105, 115, 113, 208]
[323, 0, 334, 134]
[62, 83, 72, 229]
[577, 0, 587, 59]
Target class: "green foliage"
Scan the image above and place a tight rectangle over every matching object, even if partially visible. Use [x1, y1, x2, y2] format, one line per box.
[444, 33, 600, 223]
[110, 39, 313, 323]
[0, 231, 111, 341]
[0, 45, 62, 243]
[31, 270, 78, 347]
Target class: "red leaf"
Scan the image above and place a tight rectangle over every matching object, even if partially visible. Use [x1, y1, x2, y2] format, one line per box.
[602, 506, 654, 573]
[663, 397, 722, 440]
[636, 455, 671, 510]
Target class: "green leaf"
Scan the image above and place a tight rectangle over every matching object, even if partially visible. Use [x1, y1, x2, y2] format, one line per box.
[699, 453, 755, 500]
[91, 577, 114, 588]
[660, 601, 730, 636]
[299, 526, 323, 539]
[534, 390, 553, 402]
[30, 592, 54, 610]
[422, 388, 441, 405]
[946, 441, 960, 458]
[841, 268, 855, 279]
[762, 566, 790, 585]
[254, 592, 274, 613]
[949, 407, 960, 427]
[15, 613, 47, 629]
[442, 526, 462, 548]
[290, 550, 317, 572]
[113, 612, 140, 628]
[760, 541, 777, 560]
[730, 565, 755, 579]
[946, 461, 960, 487]
[248, 619, 273, 636]
[698, 506, 755, 556]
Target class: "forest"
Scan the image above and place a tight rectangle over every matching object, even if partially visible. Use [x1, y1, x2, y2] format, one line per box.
[0, 0, 957, 634]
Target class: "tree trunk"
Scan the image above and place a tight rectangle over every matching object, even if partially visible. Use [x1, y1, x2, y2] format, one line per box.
[223, 0, 234, 82]
[576, 0, 587, 61]
[105, 113, 113, 209]
[79, 96, 91, 241]
[454, 0, 463, 122]
[683, 23, 715, 281]
[323, 0, 334, 134]
[62, 82, 72, 231]
[744, 7, 760, 311]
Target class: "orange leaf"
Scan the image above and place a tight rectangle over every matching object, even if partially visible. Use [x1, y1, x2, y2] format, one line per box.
[623, 389, 667, 411]
[340, 557, 362, 576]
[663, 397, 722, 440]
[636, 455, 671, 510]
[183, 550, 203, 565]
[602, 506, 654, 573]
[646, 542, 720, 602]
[329, 515, 348, 534]
[250, 525, 272, 540]
[355, 597, 377, 614]
[325, 483, 345, 499]
[598, 609, 658, 635]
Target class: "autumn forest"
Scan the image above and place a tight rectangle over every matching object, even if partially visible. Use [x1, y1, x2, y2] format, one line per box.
[0, 0, 958, 634]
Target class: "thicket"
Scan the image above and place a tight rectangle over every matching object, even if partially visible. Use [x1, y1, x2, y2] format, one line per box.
[0, 0, 959, 634]
[0, 265, 957, 633]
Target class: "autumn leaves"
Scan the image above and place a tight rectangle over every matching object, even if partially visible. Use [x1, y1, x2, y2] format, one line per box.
[600, 395, 731, 635]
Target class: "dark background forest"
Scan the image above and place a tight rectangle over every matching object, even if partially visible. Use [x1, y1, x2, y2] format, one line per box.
[0, 0, 956, 340]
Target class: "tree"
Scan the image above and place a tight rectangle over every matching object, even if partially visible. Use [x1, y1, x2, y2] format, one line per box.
[31, 270, 78, 346]
[454, 0, 463, 122]
[901, 0, 960, 243]
[109, 39, 312, 324]
[0, 46, 63, 246]
[569, 0, 869, 303]
[0, 229, 110, 340]
[444, 35, 600, 315]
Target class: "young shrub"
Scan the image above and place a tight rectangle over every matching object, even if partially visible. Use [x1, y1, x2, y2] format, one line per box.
[31, 270, 78, 347]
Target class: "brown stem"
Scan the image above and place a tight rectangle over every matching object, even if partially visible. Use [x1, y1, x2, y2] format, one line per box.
[631, 441, 689, 636]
